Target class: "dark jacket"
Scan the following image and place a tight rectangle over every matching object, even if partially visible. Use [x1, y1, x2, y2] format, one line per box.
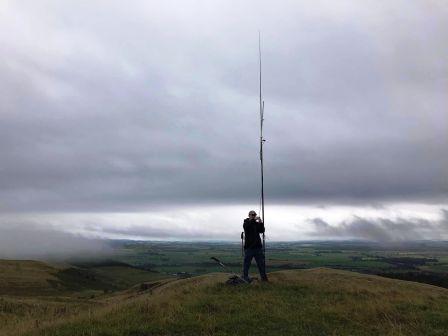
[243, 218, 265, 249]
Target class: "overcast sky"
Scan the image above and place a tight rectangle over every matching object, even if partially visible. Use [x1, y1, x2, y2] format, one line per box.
[0, 1, 447, 252]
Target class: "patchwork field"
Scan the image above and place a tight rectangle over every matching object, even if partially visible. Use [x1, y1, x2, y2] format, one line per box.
[109, 240, 448, 288]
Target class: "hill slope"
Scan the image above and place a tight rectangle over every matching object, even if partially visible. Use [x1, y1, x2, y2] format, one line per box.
[0, 259, 165, 296]
[22, 268, 448, 336]
[0, 259, 169, 336]
[0, 260, 65, 296]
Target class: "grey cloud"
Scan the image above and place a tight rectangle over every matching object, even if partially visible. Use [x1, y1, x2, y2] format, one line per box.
[309, 209, 448, 242]
[0, 1, 447, 213]
[94, 224, 235, 241]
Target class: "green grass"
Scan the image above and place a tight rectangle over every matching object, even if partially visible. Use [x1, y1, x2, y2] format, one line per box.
[23, 268, 448, 336]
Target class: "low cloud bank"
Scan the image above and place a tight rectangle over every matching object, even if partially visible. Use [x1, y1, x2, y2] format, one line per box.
[309, 209, 448, 242]
[1, 206, 447, 258]
[0, 223, 112, 260]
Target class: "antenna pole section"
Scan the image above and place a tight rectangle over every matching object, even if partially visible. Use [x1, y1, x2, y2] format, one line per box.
[258, 32, 266, 268]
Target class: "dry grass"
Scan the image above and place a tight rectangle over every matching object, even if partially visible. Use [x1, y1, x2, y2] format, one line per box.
[15, 268, 448, 336]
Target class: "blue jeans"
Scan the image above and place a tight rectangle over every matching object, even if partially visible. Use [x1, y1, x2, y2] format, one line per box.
[243, 247, 267, 281]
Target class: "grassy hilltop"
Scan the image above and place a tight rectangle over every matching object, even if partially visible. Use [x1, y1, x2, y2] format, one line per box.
[7, 267, 448, 336]
[3, 241, 448, 336]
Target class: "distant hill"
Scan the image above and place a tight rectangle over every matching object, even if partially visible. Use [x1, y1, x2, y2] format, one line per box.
[13, 267, 448, 336]
[0, 259, 166, 297]
[0, 259, 65, 296]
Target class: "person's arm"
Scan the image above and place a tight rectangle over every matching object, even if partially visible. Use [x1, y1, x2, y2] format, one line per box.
[257, 219, 265, 233]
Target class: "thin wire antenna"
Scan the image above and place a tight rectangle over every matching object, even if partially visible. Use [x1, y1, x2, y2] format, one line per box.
[258, 31, 266, 270]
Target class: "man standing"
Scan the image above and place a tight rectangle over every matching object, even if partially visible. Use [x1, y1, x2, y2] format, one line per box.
[242, 210, 268, 282]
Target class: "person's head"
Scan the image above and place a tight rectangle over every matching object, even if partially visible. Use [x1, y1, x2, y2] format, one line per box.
[248, 210, 257, 218]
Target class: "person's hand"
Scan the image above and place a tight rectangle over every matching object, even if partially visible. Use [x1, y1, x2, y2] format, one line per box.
[255, 216, 261, 221]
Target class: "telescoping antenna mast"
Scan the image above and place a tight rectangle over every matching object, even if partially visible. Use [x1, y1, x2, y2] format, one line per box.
[258, 32, 266, 267]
